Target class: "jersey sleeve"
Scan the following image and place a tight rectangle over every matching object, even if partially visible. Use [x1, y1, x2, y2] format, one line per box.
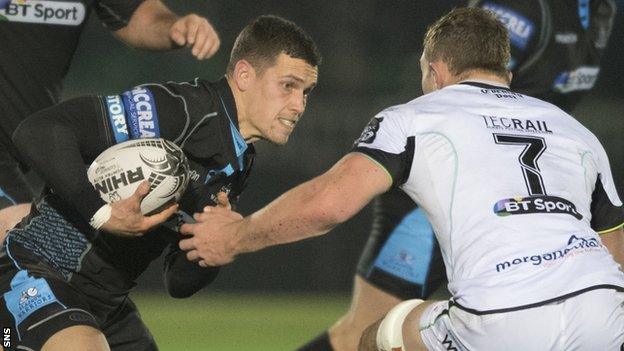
[101, 84, 187, 144]
[590, 142, 624, 233]
[12, 97, 115, 223]
[94, 0, 145, 31]
[468, 0, 542, 72]
[351, 109, 413, 186]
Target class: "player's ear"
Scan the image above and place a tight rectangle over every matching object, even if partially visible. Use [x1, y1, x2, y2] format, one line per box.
[429, 61, 445, 89]
[233, 59, 255, 92]
[507, 71, 513, 85]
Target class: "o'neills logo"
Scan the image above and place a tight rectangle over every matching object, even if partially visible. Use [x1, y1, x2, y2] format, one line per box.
[0, 0, 86, 26]
[493, 195, 582, 220]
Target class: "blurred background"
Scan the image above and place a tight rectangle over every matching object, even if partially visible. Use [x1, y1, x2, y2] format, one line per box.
[62, 0, 623, 349]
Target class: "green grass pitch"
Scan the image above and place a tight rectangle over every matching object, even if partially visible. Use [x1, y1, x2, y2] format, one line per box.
[133, 292, 349, 350]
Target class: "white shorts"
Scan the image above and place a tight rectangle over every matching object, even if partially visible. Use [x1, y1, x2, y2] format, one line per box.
[419, 288, 624, 350]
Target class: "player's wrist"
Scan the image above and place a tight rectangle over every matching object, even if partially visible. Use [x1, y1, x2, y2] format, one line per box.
[234, 217, 261, 254]
[89, 204, 112, 230]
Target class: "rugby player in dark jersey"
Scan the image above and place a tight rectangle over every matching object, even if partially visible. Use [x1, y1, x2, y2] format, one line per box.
[0, 15, 320, 351]
[0, 0, 221, 236]
[298, 1, 618, 350]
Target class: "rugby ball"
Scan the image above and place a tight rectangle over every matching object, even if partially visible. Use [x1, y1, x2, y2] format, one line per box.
[87, 138, 190, 214]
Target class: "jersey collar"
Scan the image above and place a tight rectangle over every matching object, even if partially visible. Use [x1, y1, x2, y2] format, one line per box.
[458, 79, 511, 91]
[215, 76, 239, 128]
[214, 77, 254, 173]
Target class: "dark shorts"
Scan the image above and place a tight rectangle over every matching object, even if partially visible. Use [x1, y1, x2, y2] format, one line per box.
[356, 188, 447, 300]
[0, 239, 157, 351]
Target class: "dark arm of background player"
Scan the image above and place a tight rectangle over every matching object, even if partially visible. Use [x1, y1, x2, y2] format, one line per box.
[12, 97, 113, 223]
[113, 0, 220, 59]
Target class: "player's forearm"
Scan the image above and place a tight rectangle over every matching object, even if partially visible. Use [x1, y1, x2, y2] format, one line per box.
[233, 178, 344, 254]
[114, 0, 178, 50]
[12, 97, 111, 221]
[180, 154, 389, 266]
[232, 155, 384, 254]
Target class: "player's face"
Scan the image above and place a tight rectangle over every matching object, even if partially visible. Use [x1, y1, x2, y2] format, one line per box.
[245, 53, 318, 145]
[420, 53, 436, 95]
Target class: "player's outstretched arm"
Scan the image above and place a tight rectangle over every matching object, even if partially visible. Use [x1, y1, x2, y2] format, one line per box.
[179, 152, 392, 266]
[114, 0, 220, 60]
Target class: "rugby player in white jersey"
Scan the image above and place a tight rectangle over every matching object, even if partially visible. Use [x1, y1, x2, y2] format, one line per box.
[179, 7, 624, 350]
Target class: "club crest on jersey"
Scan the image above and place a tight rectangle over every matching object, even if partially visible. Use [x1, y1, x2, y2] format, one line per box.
[0, 0, 86, 26]
[356, 117, 383, 144]
[493, 195, 582, 220]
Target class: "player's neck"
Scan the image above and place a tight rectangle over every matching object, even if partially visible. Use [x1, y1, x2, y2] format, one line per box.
[454, 70, 511, 88]
[226, 77, 261, 143]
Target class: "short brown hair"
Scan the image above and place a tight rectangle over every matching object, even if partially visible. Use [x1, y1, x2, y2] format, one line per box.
[226, 15, 321, 76]
[423, 7, 510, 79]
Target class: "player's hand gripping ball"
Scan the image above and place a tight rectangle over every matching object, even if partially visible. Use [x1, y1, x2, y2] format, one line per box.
[88, 138, 190, 214]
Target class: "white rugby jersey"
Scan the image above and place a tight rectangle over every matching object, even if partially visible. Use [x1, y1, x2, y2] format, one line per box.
[353, 81, 624, 313]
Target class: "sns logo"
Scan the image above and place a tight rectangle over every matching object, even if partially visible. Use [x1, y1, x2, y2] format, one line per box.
[3, 327, 10, 348]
